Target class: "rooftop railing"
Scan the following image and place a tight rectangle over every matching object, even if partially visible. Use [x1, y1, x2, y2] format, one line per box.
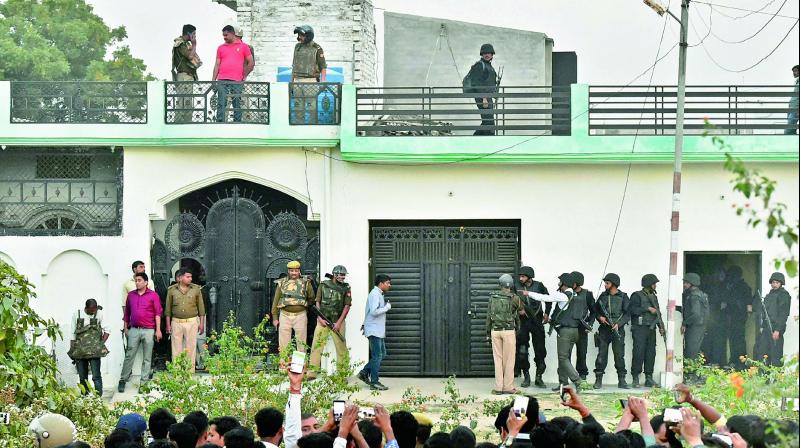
[165, 81, 270, 124]
[288, 82, 342, 125]
[10, 81, 148, 124]
[589, 85, 798, 135]
[355, 86, 572, 136]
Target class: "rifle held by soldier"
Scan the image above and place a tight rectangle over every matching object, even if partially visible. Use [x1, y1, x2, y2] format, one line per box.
[312, 305, 345, 342]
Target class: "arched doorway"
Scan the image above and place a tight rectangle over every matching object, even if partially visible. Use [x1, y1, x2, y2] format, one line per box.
[151, 179, 319, 338]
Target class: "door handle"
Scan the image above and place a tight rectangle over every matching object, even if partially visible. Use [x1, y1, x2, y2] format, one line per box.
[238, 276, 250, 282]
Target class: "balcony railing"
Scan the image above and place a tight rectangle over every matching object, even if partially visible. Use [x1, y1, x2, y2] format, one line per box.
[356, 86, 572, 136]
[165, 81, 270, 124]
[10, 81, 148, 124]
[589, 85, 798, 135]
[289, 82, 342, 125]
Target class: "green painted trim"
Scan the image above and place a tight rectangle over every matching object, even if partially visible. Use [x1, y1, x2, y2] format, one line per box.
[0, 137, 340, 147]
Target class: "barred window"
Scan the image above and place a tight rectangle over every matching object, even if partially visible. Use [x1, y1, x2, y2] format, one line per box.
[36, 155, 91, 179]
[1, 147, 122, 236]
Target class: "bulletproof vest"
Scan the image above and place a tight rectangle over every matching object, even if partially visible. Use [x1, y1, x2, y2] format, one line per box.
[278, 277, 310, 308]
[762, 287, 789, 329]
[554, 289, 589, 327]
[514, 280, 543, 317]
[685, 287, 709, 326]
[319, 279, 349, 320]
[488, 290, 517, 331]
[633, 289, 659, 327]
[70, 311, 105, 359]
[293, 42, 321, 77]
[598, 291, 626, 321]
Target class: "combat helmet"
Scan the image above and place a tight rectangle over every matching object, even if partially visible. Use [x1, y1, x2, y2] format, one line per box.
[769, 272, 785, 285]
[603, 273, 621, 287]
[293, 25, 315, 42]
[570, 271, 585, 287]
[558, 272, 574, 287]
[480, 43, 495, 55]
[683, 272, 701, 287]
[499, 274, 514, 288]
[332, 265, 348, 275]
[641, 274, 659, 288]
[518, 266, 535, 279]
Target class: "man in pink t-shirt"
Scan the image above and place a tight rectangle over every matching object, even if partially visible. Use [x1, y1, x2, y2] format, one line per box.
[212, 25, 254, 122]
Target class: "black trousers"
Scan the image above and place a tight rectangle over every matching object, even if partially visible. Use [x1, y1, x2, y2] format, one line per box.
[75, 358, 102, 395]
[631, 325, 657, 376]
[703, 315, 728, 366]
[474, 97, 495, 135]
[576, 329, 589, 377]
[594, 326, 627, 376]
[753, 329, 784, 367]
[726, 312, 748, 368]
[515, 319, 547, 375]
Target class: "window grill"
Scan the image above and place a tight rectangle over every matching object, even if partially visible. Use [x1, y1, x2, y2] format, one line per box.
[0, 147, 123, 236]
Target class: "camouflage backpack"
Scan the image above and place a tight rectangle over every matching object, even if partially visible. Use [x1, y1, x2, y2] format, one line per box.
[67, 311, 108, 360]
[489, 291, 516, 330]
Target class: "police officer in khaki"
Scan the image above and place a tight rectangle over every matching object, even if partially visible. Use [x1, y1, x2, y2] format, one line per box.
[308, 265, 352, 378]
[291, 25, 327, 124]
[271, 260, 316, 352]
[165, 268, 205, 372]
[486, 274, 523, 394]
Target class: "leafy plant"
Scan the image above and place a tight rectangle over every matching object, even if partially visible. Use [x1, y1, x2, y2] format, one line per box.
[437, 376, 479, 432]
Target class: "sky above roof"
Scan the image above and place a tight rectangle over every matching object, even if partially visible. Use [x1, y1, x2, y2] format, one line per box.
[86, 0, 799, 85]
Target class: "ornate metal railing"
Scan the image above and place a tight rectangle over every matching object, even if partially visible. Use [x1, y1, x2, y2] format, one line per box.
[356, 86, 572, 136]
[165, 81, 270, 124]
[10, 81, 148, 124]
[589, 85, 799, 135]
[288, 82, 342, 125]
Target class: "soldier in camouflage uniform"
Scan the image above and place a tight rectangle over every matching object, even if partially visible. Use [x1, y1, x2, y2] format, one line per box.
[70, 299, 109, 395]
[487, 274, 523, 394]
[678, 272, 709, 382]
[753, 272, 792, 367]
[629, 274, 665, 388]
[271, 260, 316, 353]
[308, 265, 352, 379]
[172, 24, 201, 123]
[291, 25, 328, 124]
[592, 273, 631, 389]
[513, 265, 550, 388]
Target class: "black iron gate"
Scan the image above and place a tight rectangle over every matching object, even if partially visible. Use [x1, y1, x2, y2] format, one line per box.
[371, 224, 519, 376]
[151, 185, 319, 337]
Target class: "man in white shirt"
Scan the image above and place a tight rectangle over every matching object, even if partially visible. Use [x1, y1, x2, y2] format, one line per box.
[71, 299, 109, 395]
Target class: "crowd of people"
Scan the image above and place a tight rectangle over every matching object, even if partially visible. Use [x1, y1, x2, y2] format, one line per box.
[27, 365, 798, 448]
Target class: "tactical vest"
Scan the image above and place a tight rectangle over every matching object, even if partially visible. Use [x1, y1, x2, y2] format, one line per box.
[277, 278, 310, 309]
[68, 311, 106, 360]
[319, 280, 349, 321]
[293, 42, 321, 77]
[633, 289, 659, 327]
[488, 291, 517, 331]
[688, 287, 709, 325]
[598, 291, 626, 321]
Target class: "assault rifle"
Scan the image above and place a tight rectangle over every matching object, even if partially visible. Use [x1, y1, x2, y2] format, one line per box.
[754, 290, 776, 346]
[312, 305, 345, 342]
[596, 296, 621, 340]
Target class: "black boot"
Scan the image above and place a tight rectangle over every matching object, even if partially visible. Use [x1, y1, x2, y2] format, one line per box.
[593, 375, 603, 389]
[521, 371, 531, 388]
[631, 375, 640, 388]
[579, 374, 588, 381]
[534, 374, 545, 388]
[117, 380, 125, 393]
[645, 375, 659, 388]
[618, 375, 630, 389]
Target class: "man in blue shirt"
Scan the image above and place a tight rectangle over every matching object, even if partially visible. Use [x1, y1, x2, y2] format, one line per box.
[358, 274, 392, 391]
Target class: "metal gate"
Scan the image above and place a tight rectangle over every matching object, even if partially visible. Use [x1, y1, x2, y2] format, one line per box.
[371, 224, 518, 376]
[151, 185, 319, 336]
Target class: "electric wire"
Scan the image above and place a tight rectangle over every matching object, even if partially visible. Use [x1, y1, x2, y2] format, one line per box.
[706, 0, 777, 20]
[695, 18, 799, 72]
[693, 0, 790, 44]
[692, 0, 799, 20]
[689, 4, 713, 47]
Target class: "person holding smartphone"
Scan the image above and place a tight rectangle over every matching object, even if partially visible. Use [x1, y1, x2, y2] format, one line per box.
[358, 274, 393, 391]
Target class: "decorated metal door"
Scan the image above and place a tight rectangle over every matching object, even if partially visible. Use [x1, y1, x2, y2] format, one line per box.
[205, 186, 265, 332]
[371, 224, 518, 376]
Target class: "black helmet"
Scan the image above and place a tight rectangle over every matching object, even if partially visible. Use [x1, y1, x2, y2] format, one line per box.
[570, 271, 585, 286]
[480, 43, 495, 55]
[683, 273, 701, 287]
[293, 25, 315, 42]
[518, 266, 535, 279]
[603, 273, 621, 287]
[641, 274, 659, 288]
[769, 272, 786, 285]
[558, 272, 574, 287]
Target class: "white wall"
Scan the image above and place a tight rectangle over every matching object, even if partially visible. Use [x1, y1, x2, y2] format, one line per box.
[2, 147, 797, 386]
